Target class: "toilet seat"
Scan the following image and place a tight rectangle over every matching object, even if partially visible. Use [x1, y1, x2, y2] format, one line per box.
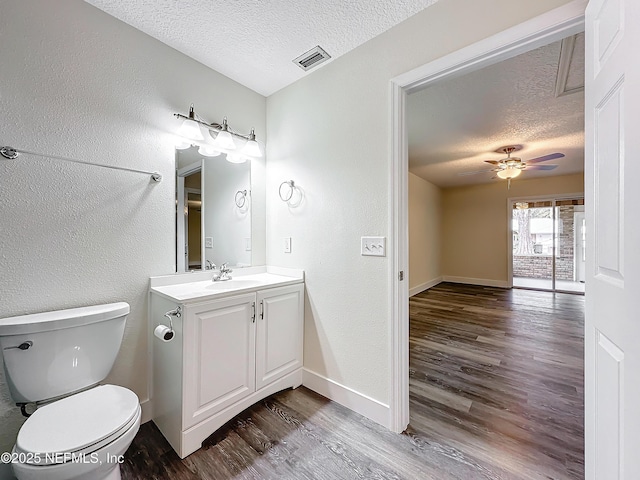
[14, 384, 139, 466]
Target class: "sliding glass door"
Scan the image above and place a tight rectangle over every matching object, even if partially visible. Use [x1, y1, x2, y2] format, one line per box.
[554, 199, 585, 293]
[511, 197, 584, 294]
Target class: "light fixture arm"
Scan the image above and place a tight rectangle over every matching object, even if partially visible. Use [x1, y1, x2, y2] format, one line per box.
[173, 112, 255, 142]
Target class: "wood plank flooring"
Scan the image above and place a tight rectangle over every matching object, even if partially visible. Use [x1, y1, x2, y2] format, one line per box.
[121, 283, 584, 479]
[408, 283, 584, 480]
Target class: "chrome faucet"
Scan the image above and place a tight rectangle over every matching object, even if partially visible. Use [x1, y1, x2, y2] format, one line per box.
[212, 262, 233, 282]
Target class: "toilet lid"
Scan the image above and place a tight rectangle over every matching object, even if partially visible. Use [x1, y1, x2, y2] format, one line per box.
[16, 385, 139, 462]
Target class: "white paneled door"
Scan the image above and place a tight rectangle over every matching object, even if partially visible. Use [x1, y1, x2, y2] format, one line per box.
[585, 0, 640, 478]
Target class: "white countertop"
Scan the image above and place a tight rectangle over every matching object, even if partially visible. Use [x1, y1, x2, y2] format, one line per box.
[149, 267, 304, 303]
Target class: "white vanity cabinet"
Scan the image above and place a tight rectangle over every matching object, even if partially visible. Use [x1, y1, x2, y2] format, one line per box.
[150, 272, 303, 459]
[256, 285, 304, 389]
[183, 293, 257, 430]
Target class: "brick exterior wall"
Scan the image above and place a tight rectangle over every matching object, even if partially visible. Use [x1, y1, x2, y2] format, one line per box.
[556, 206, 575, 281]
[513, 206, 577, 281]
[513, 254, 553, 278]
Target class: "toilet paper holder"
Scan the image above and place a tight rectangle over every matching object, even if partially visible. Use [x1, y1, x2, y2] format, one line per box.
[156, 306, 181, 342]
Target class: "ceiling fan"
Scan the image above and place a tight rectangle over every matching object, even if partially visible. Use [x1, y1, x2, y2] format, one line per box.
[459, 145, 565, 186]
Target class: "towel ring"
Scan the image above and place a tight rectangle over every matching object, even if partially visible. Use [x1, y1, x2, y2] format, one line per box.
[235, 190, 247, 208]
[279, 180, 295, 202]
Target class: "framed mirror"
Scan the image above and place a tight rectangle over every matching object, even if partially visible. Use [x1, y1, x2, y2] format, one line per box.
[176, 146, 252, 272]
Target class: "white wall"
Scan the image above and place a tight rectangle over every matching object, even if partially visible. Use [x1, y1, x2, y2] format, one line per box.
[266, 0, 573, 413]
[0, 0, 265, 460]
[408, 174, 442, 295]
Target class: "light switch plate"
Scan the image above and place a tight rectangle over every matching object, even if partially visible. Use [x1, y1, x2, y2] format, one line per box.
[284, 237, 292, 253]
[244, 238, 251, 251]
[205, 237, 213, 249]
[361, 236, 386, 256]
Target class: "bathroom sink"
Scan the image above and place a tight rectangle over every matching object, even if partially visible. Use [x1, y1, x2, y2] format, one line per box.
[150, 271, 303, 302]
[205, 279, 262, 290]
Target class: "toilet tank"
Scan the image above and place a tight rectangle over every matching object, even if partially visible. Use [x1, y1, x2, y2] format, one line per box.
[0, 302, 129, 403]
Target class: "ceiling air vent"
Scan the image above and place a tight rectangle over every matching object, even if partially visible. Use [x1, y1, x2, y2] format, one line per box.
[293, 46, 331, 71]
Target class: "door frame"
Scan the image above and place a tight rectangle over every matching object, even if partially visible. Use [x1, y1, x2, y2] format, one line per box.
[177, 161, 202, 272]
[574, 209, 586, 282]
[388, 0, 587, 432]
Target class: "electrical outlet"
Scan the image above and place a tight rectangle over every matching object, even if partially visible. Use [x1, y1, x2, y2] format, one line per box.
[361, 236, 385, 256]
[205, 237, 213, 249]
[284, 237, 292, 253]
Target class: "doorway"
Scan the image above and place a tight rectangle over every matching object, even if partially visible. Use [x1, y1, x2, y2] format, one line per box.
[510, 196, 585, 294]
[388, 2, 586, 434]
[176, 162, 203, 272]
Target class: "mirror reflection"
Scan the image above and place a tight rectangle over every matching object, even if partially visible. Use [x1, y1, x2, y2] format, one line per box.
[176, 146, 251, 272]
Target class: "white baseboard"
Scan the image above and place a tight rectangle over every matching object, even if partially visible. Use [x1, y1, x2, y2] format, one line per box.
[302, 368, 390, 429]
[442, 275, 509, 288]
[409, 277, 442, 297]
[140, 398, 153, 424]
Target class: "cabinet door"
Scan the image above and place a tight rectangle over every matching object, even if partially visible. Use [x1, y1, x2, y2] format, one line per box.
[256, 284, 304, 390]
[183, 293, 256, 428]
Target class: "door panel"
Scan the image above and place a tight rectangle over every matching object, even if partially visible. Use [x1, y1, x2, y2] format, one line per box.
[256, 284, 304, 390]
[183, 294, 256, 428]
[594, 78, 624, 282]
[594, 0, 622, 72]
[585, 0, 639, 477]
[594, 330, 624, 479]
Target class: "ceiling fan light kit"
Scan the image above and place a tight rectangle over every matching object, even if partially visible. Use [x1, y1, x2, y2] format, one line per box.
[496, 165, 522, 179]
[458, 145, 565, 188]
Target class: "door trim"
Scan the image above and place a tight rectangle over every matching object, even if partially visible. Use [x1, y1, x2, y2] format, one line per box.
[176, 161, 202, 272]
[388, 1, 587, 433]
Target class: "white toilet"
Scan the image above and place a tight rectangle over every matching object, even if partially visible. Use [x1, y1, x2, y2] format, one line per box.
[0, 303, 141, 480]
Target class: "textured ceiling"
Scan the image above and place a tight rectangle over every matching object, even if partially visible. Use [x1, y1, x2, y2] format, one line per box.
[85, 0, 439, 96]
[408, 33, 585, 188]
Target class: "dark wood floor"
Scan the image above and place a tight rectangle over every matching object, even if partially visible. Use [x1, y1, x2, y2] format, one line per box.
[122, 283, 584, 479]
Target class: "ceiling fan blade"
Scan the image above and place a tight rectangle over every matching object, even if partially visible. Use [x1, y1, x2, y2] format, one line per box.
[484, 160, 500, 165]
[525, 164, 558, 170]
[526, 153, 565, 164]
[458, 169, 496, 176]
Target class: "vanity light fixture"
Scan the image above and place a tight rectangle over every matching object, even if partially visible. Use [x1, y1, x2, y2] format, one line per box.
[211, 118, 236, 151]
[176, 105, 204, 142]
[241, 129, 261, 157]
[226, 152, 247, 164]
[174, 104, 263, 162]
[197, 144, 221, 157]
